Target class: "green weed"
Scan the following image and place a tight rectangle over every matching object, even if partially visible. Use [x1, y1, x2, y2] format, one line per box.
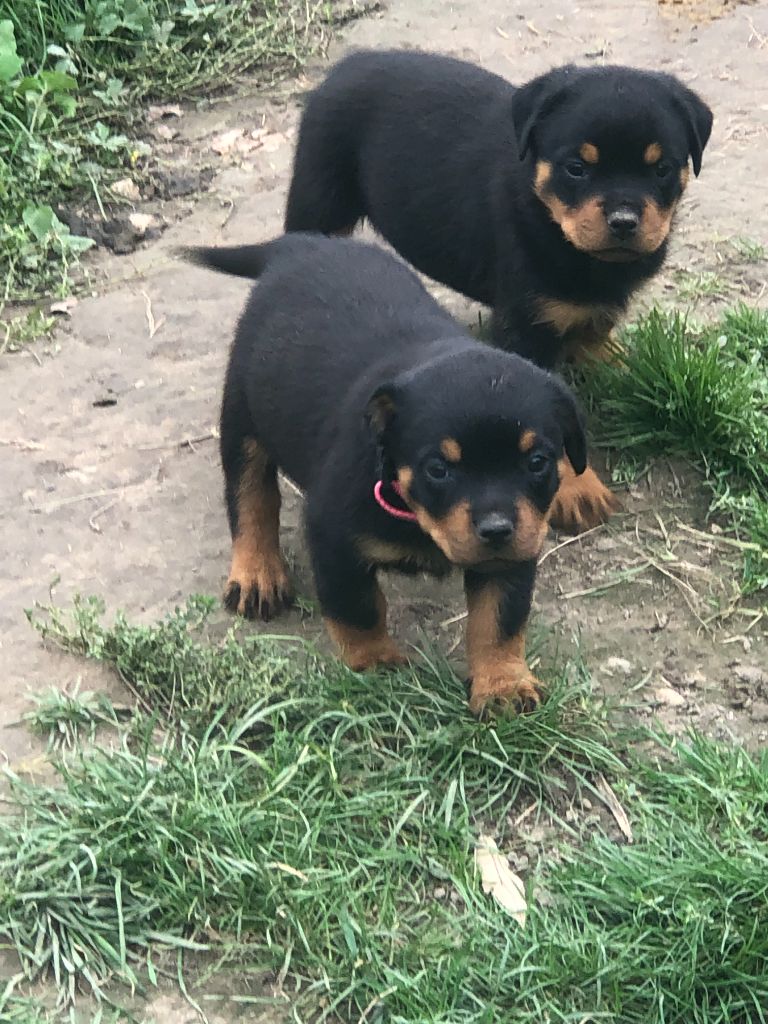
[729, 237, 767, 264]
[0, 306, 55, 352]
[674, 269, 729, 302]
[24, 682, 125, 750]
[0, 1, 350, 300]
[0, 989, 51, 1024]
[580, 304, 768, 594]
[4, 597, 767, 1022]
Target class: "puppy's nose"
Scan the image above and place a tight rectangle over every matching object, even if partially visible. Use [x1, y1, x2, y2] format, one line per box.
[475, 513, 514, 547]
[607, 208, 639, 241]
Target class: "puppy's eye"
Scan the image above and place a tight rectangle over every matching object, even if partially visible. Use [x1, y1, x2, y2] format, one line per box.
[424, 457, 450, 484]
[564, 159, 587, 179]
[655, 161, 673, 179]
[528, 453, 550, 475]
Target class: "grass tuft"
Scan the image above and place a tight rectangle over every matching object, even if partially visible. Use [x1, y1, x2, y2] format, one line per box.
[24, 681, 125, 750]
[3, 598, 768, 1022]
[1, 0, 353, 301]
[580, 304, 768, 593]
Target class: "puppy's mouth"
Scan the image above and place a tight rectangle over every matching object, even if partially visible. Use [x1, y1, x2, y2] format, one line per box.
[591, 246, 646, 263]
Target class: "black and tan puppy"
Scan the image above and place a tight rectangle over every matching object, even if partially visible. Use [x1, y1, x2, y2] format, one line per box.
[285, 51, 712, 529]
[184, 234, 588, 715]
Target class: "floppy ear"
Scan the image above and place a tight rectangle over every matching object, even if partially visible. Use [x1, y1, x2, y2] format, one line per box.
[549, 376, 588, 475]
[670, 81, 713, 177]
[511, 65, 575, 160]
[365, 383, 399, 438]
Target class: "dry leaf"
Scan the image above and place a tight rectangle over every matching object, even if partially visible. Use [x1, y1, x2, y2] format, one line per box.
[474, 835, 527, 927]
[128, 212, 159, 236]
[155, 123, 178, 141]
[50, 297, 78, 316]
[595, 773, 633, 843]
[111, 178, 141, 201]
[148, 103, 183, 122]
[260, 130, 286, 153]
[267, 861, 309, 881]
[211, 128, 246, 155]
[211, 127, 279, 157]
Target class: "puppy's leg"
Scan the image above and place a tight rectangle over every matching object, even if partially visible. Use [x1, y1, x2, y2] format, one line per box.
[564, 318, 625, 366]
[464, 563, 541, 717]
[548, 457, 621, 534]
[284, 127, 363, 237]
[307, 517, 407, 671]
[220, 391, 292, 620]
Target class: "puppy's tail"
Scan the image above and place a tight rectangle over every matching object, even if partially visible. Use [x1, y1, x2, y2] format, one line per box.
[179, 233, 323, 281]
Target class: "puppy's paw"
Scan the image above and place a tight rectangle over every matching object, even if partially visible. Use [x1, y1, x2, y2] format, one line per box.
[468, 661, 542, 718]
[346, 641, 410, 673]
[224, 553, 293, 622]
[549, 465, 620, 534]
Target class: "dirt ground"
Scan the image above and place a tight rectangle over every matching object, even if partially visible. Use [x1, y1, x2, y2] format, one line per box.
[2, 0, 768, 1017]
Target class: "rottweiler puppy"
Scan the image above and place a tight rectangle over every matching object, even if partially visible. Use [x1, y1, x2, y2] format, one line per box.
[284, 51, 712, 529]
[184, 234, 588, 715]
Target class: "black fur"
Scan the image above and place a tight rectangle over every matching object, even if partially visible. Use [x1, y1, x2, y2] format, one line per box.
[185, 234, 587, 703]
[285, 50, 712, 368]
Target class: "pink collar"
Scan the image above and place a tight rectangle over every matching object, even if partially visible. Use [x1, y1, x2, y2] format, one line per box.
[374, 479, 418, 522]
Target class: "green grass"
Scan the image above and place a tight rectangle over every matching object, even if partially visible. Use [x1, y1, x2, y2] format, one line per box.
[674, 269, 729, 302]
[729, 237, 767, 264]
[24, 681, 126, 750]
[0, 0, 347, 302]
[1, 307, 56, 353]
[0, 991, 51, 1024]
[2, 597, 767, 1022]
[580, 303, 768, 594]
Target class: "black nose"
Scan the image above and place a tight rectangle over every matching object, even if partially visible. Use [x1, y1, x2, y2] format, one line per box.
[607, 209, 639, 241]
[475, 513, 514, 546]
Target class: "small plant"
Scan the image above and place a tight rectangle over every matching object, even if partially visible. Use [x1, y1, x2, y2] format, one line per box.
[0, 307, 55, 353]
[730, 236, 767, 263]
[674, 269, 729, 302]
[24, 682, 123, 750]
[1, 2, 351, 301]
[580, 305, 768, 593]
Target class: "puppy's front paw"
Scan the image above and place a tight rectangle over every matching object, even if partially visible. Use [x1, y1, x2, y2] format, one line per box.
[346, 641, 410, 673]
[468, 661, 542, 718]
[224, 552, 293, 622]
[548, 465, 620, 534]
[324, 617, 409, 672]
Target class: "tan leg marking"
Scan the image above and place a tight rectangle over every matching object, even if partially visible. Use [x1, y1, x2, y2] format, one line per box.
[466, 582, 541, 717]
[325, 585, 408, 671]
[224, 438, 293, 621]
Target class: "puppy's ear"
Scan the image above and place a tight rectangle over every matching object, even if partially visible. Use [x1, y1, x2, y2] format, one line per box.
[549, 376, 588, 475]
[669, 80, 713, 177]
[511, 65, 575, 160]
[365, 384, 399, 437]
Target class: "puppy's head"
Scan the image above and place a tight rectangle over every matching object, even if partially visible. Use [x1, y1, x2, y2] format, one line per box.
[511, 65, 712, 262]
[366, 347, 586, 567]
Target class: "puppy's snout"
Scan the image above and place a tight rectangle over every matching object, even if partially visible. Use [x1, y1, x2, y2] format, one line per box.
[607, 208, 639, 241]
[475, 512, 514, 547]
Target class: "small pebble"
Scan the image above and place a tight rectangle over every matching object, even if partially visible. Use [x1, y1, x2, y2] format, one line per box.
[601, 656, 633, 677]
[653, 686, 686, 708]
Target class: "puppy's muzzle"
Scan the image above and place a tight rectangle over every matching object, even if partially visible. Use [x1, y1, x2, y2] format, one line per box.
[474, 512, 514, 549]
